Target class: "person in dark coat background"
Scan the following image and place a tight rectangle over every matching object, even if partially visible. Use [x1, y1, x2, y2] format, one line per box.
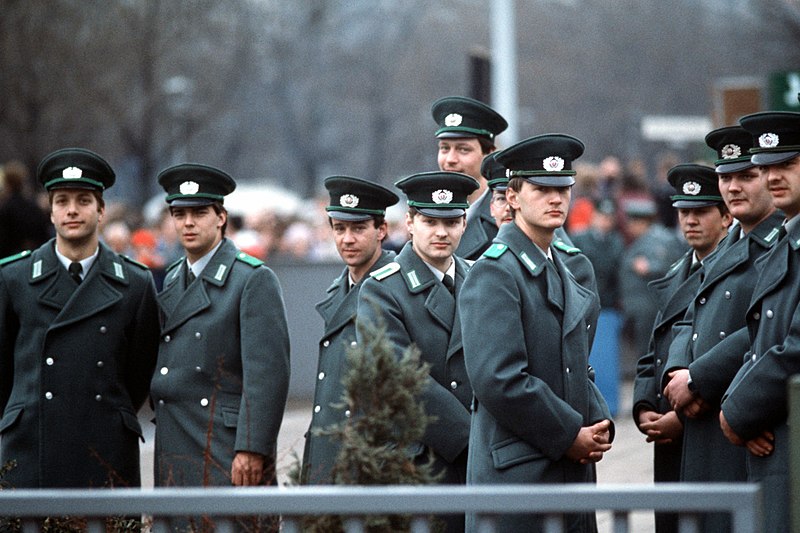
[0, 160, 51, 257]
[357, 171, 478, 533]
[302, 176, 398, 484]
[633, 163, 731, 533]
[720, 111, 800, 533]
[460, 134, 612, 533]
[150, 164, 290, 532]
[663, 127, 782, 533]
[0, 147, 159, 488]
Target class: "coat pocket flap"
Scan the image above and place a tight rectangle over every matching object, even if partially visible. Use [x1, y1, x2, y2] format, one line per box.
[491, 437, 545, 470]
[222, 407, 238, 428]
[0, 405, 23, 434]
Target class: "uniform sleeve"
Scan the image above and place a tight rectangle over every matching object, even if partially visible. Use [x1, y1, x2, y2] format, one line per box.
[357, 277, 470, 463]
[688, 327, 750, 406]
[662, 315, 694, 390]
[460, 259, 583, 461]
[632, 325, 660, 425]
[236, 266, 291, 455]
[124, 270, 160, 411]
[722, 307, 800, 440]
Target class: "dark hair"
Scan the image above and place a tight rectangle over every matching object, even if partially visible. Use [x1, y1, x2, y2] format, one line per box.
[478, 137, 495, 155]
[169, 202, 228, 236]
[328, 215, 386, 230]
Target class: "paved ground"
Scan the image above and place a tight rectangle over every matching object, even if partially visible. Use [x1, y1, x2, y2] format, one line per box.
[141, 380, 655, 532]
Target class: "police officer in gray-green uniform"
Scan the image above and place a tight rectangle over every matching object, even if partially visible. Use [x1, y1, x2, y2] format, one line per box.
[150, 164, 290, 531]
[302, 176, 398, 485]
[661, 126, 784, 533]
[720, 111, 800, 533]
[460, 134, 612, 533]
[633, 164, 731, 533]
[357, 171, 478, 533]
[0, 147, 160, 488]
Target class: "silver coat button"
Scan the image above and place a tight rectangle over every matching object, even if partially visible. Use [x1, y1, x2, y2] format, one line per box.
[350, 341, 357, 346]
[692, 333, 698, 341]
[566, 367, 571, 373]
[45, 392, 53, 400]
[753, 312, 760, 320]
[766, 310, 774, 319]
[200, 398, 209, 407]
[45, 357, 54, 366]
[345, 409, 351, 418]
[314, 405, 321, 413]
[719, 331, 726, 339]
[751, 353, 757, 362]
[323, 340, 330, 347]
[97, 361, 104, 368]
[160, 367, 169, 375]
[699, 297, 707, 305]
[195, 366, 202, 372]
[318, 372, 325, 380]
[656, 358, 662, 365]
[587, 324, 591, 330]
[450, 381, 458, 390]
[164, 335, 171, 342]
[99, 326, 107, 333]
[195, 332, 202, 339]
[724, 291, 731, 299]
[95, 394, 102, 402]
[158, 399, 165, 406]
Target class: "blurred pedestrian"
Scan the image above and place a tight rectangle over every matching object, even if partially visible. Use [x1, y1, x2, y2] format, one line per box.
[0, 160, 51, 257]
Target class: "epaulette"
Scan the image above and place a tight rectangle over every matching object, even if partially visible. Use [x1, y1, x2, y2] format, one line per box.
[122, 255, 150, 270]
[0, 250, 31, 267]
[666, 256, 685, 275]
[235, 251, 264, 268]
[482, 243, 508, 259]
[165, 257, 184, 273]
[370, 262, 400, 281]
[552, 239, 582, 255]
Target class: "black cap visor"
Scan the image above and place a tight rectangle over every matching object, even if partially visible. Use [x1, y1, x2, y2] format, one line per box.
[751, 151, 800, 166]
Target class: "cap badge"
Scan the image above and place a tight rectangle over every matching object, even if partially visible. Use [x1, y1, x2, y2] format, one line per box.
[62, 167, 83, 179]
[444, 113, 463, 127]
[432, 189, 453, 204]
[683, 181, 701, 195]
[759, 133, 780, 148]
[339, 194, 359, 208]
[179, 181, 200, 195]
[543, 156, 565, 172]
[721, 144, 741, 159]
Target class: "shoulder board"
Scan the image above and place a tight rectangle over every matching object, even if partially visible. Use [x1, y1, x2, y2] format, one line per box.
[0, 250, 31, 267]
[235, 251, 264, 268]
[370, 261, 400, 281]
[121, 254, 149, 270]
[666, 256, 684, 275]
[482, 243, 508, 259]
[552, 239, 581, 255]
[166, 257, 184, 273]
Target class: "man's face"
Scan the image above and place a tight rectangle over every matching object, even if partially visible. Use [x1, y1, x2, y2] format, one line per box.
[507, 181, 571, 236]
[719, 168, 773, 227]
[437, 138, 485, 181]
[171, 204, 225, 261]
[406, 212, 465, 267]
[677, 205, 732, 259]
[50, 189, 103, 246]
[489, 189, 512, 227]
[761, 156, 800, 219]
[331, 218, 386, 270]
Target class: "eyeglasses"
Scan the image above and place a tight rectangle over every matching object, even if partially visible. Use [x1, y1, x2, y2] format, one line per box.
[491, 194, 508, 206]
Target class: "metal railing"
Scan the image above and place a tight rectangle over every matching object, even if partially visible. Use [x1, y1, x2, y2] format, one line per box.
[0, 483, 762, 533]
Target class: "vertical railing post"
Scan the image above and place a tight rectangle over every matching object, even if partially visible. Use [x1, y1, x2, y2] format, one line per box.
[789, 374, 800, 533]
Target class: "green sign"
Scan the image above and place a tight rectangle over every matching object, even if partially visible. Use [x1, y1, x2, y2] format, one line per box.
[769, 71, 800, 110]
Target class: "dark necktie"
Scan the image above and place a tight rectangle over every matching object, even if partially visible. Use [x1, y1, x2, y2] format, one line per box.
[442, 274, 455, 296]
[778, 224, 788, 241]
[689, 261, 704, 283]
[68, 262, 83, 285]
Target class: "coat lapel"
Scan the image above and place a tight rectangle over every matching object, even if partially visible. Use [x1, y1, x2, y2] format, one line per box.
[456, 193, 497, 259]
[394, 243, 454, 333]
[554, 250, 594, 336]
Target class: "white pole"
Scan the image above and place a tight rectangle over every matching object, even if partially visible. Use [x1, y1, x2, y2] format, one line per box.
[490, 0, 520, 145]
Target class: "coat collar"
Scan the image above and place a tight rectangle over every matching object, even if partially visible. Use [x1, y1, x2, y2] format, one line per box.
[32, 241, 129, 329]
[455, 193, 498, 259]
[158, 238, 238, 333]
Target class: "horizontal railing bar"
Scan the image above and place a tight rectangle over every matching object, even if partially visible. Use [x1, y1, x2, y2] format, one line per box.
[0, 483, 759, 515]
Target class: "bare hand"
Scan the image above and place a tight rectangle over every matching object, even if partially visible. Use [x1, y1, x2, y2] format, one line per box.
[640, 410, 683, 444]
[719, 411, 744, 446]
[565, 420, 613, 464]
[231, 451, 265, 486]
[682, 396, 710, 419]
[745, 431, 775, 457]
[663, 369, 694, 411]
[632, 256, 650, 276]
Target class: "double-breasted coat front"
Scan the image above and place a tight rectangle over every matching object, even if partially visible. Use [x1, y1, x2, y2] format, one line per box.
[302, 250, 395, 484]
[722, 220, 800, 533]
[460, 222, 610, 533]
[0, 240, 159, 488]
[150, 238, 290, 488]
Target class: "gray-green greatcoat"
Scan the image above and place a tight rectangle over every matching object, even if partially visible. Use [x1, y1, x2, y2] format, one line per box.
[0, 240, 159, 488]
[632, 249, 710, 533]
[302, 250, 395, 484]
[455, 190, 497, 260]
[150, 238, 290, 488]
[663, 213, 782, 533]
[722, 220, 800, 533]
[460, 222, 611, 533]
